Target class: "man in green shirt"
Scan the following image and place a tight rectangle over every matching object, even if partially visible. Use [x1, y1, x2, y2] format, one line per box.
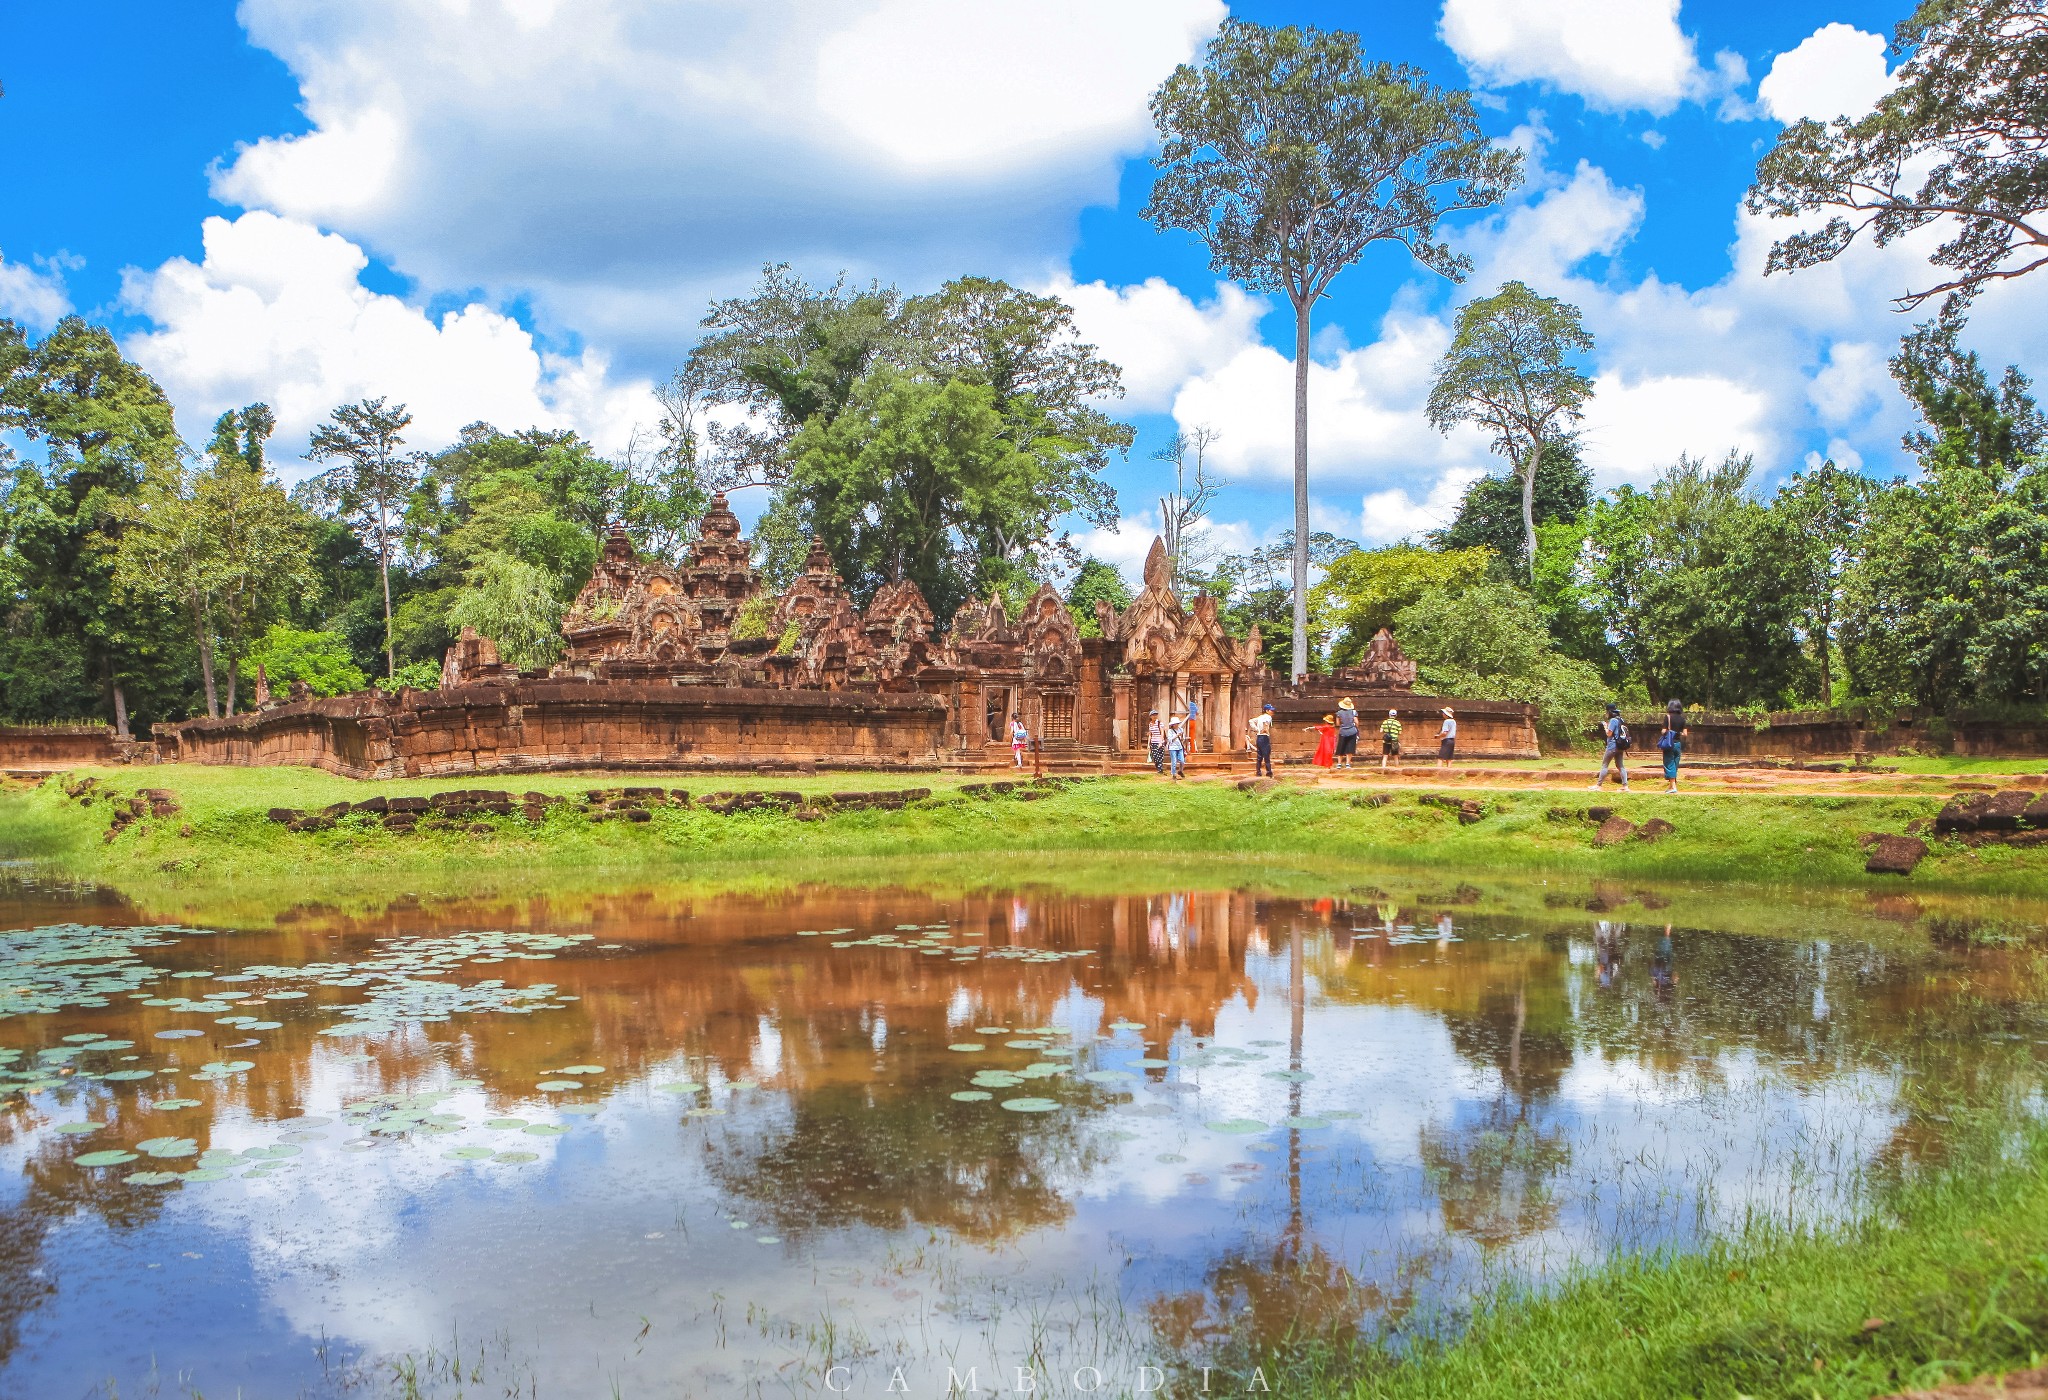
[1379, 710, 1403, 771]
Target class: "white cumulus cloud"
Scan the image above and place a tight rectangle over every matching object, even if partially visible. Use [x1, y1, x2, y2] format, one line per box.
[120, 212, 657, 467]
[1047, 275, 1267, 413]
[1438, 0, 1726, 115]
[216, 0, 1224, 363]
[0, 251, 74, 329]
[1577, 372, 1775, 484]
[1758, 24, 1892, 124]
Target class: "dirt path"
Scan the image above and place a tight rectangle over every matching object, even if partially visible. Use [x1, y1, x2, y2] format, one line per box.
[1886, 1364, 2048, 1398]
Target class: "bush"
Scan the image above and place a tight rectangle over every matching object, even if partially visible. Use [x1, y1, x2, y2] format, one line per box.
[245, 625, 369, 698]
[374, 659, 445, 694]
[1394, 582, 1608, 748]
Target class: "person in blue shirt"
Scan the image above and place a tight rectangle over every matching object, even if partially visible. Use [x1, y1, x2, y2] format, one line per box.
[1590, 703, 1629, 790]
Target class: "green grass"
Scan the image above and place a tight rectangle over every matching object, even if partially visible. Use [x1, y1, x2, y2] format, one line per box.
[1350, 1116, 2048, 1399]
[4, 763, 2044, 904]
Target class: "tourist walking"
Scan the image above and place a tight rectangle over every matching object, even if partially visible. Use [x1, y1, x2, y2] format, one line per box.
[1306, 715, 1336, 768]
[1010, 716, 1029, 769]
[1590, 703, 1629, 790]
[1379, 709, 1402, 771]
[1249, 703, 1274, 777]
[1436, 707, 1456, 769]
[1165, 714, 1188, 780]
[1657, 699, 1686, 793]
[1333, 699, 1359, 770]
[1146, 709, 1165, 775]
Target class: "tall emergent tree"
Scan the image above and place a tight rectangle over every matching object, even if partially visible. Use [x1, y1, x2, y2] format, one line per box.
[1426, 281, 1595, 577]
[1143, 19, 1521, 678]
[1748, 0, 2048, 316]
[302, 398, 417, 678]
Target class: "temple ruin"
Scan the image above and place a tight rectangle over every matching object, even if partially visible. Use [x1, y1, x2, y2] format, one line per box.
[151, 497, 1538, 778]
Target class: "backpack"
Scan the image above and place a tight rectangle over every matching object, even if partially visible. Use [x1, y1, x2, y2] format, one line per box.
[1610, 717, 1631, 751]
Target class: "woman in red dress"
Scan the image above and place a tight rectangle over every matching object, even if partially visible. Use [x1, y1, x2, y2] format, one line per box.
[1307, 714, 1337, 768]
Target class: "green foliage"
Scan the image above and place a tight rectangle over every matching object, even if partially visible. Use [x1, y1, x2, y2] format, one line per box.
[1837, 323, 2048, 709]
[1426, 282, 1595, 572]
[1311, 545, 1494, 666]
[1066, 557, 1134, 637]
[1747, 0, 2048, 317]
[445, 552, 564, 671]
[1582, 454, 1813, 709]
[787, 367, 1048, 618]
[1432, 441, 1592, 560]
[683, 269, 1129, 604]
[374, 659, 444, 695]
[245, 624, 367, 699]
[1394, 581, 1609, 746]
[730, 592, 774, 641]
[0, 315, 185, 729]
[301, 398, 416, 677]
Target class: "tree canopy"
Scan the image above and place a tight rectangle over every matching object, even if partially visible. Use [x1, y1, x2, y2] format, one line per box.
[1144, 17, 1520, 679]
[1748, 0, 2048, 316]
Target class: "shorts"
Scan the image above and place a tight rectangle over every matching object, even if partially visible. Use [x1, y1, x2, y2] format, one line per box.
[1439, 738, 1455, 761]
[1335, 733, 1357, 756]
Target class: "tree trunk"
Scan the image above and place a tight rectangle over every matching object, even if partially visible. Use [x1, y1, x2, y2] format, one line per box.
[191, 592, 219, 719]
[225, 656, 239, 714]
[378, 506, 395, 679]
[111, 678, 130, 740]
[1290, 295, 1312, 683]
[1521, 439, 1541, 580]
[1818, 601, 1834, 707]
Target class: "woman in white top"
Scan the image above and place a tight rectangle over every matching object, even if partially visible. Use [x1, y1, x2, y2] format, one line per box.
[1436, 708, 1457, 768]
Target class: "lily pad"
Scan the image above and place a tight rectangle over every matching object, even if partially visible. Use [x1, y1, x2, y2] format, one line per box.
[655, 1082, 702, 1095]
[484, 1118, 528, 1130]
[242, 1144, 300, 1159]
[154, 1029, 203, 1039]
[54, 1121, 102, 1135]
[556, 1064, 604, 1075]
[445, 1146, 496, 1160]
[125, 1171, 182, 1186]
[102, 1069, 156, 1081]
[153, 1098, 202, 1110]
[180, 1167, 235, 1182]
[1280, 1115, 1332, 1131]
[1206, 1119, 1268, 1135]
[136, 1136, 198, 1158]
[75, 1149, 139, 1167]
[947, 1044, 985, 1053]
[1156, 1153, 1187, 1164]
[950, 1090, 992, 1102]
[493, 1150, 539, 1163]
[999, 1097, 1060, 1113]
[1263, 1070, 1314, 1082]
[522, 1123, 568, 1136]
[535, 1079, 582, 1092]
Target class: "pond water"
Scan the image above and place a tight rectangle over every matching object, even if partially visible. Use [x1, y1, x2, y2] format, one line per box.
[1, 875, 2044, 1399]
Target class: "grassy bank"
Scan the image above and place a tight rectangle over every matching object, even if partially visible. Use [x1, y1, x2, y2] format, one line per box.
[1353, 1116, 2048, 1399]
[2, 763, 2043, 900]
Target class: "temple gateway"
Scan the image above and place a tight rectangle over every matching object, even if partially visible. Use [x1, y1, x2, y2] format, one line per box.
[156, 497, 1537, 778]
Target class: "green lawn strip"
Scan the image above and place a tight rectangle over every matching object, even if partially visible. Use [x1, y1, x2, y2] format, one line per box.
[3, 765, 2042, 897]
[1355, 1123, 2048, 1400]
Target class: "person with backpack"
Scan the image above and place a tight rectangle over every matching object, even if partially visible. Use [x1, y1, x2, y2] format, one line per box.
[1379, 709, 1403, 771]
[1590, 703, 1630, 790]
[1333, 699, 1360, 770]
[1657, 699, 1687, 793]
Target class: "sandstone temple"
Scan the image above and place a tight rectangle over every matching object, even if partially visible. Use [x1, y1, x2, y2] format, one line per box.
[155, 495, 1537, 779]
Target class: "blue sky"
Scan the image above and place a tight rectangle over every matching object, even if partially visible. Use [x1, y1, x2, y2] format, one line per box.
[3, 0, 2033, 581]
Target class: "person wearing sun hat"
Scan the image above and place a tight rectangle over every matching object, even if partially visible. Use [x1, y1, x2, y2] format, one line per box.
[1333, 698, 1359, 770]
[1305, 713, 1337, 767]
[1436, 707, 1457, 768]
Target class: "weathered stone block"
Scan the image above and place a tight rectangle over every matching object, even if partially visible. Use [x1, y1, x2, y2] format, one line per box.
[1637, 817, 1676, 842]
[1935, 792, 1994, 833]
[267, 807, 302, 825]
[1594, 816, 1637, 846]
[1866, 834, 1927, 875]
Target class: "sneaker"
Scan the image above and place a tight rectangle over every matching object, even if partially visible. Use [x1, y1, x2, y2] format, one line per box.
[1587, 783, 1601, 790]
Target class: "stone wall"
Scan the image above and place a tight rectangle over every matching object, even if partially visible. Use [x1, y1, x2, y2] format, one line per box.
[155, 682, 951, 780]
[1630, 708, 2048, 760]
[0, 724, 154, 770]
[1267, 693, 1540, 761]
